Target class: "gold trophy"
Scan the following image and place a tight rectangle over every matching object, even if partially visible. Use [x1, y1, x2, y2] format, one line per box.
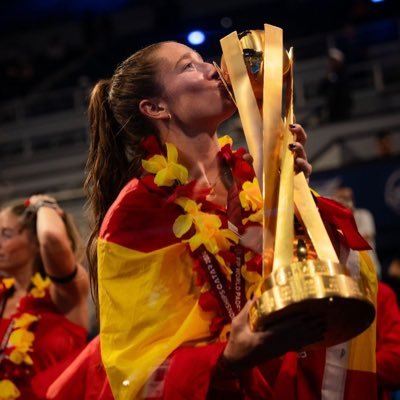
[216, 27, 375, 348]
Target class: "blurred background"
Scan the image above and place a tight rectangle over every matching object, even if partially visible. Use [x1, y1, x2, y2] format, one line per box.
[0, 0, 399, 281]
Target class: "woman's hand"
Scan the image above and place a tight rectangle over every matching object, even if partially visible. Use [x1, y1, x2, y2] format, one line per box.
[223, 299, 325, 370]
[26, 194, 64, 217]
[288, 123, 312, 179]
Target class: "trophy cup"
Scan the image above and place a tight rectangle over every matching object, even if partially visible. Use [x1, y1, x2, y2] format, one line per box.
[216, 26, 375, 348]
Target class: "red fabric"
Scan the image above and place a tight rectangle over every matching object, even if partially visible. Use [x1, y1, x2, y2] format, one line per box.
[54, 339, 379, 400]
[162, 343, 226, 400]
[46, 336, 113, 400]
[315, 196, 371, 250]
[161, 343, 273, 400]
[274, 350, 326, 400]
[0, 293, 87, 400]
[44, 339, 271, 400]
[158, 346, 328, 400]
[376, 282, 400, 400]
[344, 369, 377, 400]
[99, 178, 182, 252]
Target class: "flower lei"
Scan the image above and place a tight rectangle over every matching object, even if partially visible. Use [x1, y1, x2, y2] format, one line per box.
[0, 273, 51, 400]
[141, 135, 264, 335]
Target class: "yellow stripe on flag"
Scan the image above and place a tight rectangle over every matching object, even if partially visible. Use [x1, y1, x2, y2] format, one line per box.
[347, 251, 377, 373]
[98, 239, 214, 399]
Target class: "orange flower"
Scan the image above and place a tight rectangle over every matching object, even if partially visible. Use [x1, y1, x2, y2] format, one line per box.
[142, 143, 188, 186]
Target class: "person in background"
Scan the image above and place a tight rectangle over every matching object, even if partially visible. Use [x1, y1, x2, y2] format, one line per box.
[0, 195, 89, 399]
[333, 185, 382, 276]
[332, 189, 400, 399]
[319, 47, 353, 122]
[376, 281, 400, 400]
[386, 256, 400, 304]
[375, 130, 394, 159]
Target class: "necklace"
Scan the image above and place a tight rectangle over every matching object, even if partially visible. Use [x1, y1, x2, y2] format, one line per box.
[0, 273, 50, 400]
[141, 135, 264, 335]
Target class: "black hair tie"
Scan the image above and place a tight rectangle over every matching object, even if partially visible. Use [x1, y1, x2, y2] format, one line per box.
[47, 265, 78, 284]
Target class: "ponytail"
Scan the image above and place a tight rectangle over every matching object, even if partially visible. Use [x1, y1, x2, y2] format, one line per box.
[84, 42, 165, 308]
[85, 80, 131, 304]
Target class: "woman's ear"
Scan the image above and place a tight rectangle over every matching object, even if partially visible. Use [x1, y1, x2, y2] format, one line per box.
[139, 99, 169, 121]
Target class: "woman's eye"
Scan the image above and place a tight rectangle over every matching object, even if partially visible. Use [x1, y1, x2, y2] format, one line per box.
[1, 229, 14, 239]
[184, 62, 195, 70]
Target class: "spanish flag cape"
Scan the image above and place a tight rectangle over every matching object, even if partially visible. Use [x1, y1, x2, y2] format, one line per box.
[97, 136, 245, 400]
[98, 136, 378, 400]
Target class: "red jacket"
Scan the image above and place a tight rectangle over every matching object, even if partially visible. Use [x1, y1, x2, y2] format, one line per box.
[376, 281, 400, 400]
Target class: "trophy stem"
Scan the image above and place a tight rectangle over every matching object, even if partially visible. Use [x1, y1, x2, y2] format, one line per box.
[261, 24, 284, 276]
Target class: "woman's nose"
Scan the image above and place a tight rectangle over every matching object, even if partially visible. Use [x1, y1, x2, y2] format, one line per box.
[204, 62, 219, 80]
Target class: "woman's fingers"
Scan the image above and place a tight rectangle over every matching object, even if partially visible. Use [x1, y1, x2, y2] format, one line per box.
[288, 142, 312, 179]
[242, 153, 254, 165]
[289, 123, 307, 145]
[287, 123, 312, 179]
[295, 158, 312, 179]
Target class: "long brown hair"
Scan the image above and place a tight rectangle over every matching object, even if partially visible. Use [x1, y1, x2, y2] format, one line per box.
[84, 42, 166, 305]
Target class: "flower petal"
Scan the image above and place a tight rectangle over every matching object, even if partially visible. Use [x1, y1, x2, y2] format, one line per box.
[218, 135, 233, 148]
[142, 155, 167, 174]
[169, 164, 188, 184]
[173, 214, 193, 238]
[185, 233, 204, 252]
[0, 379, 21, 400]
[166, 143, 178, 163]
[13, 313, 38, 329]
[154, 168, 173, 187]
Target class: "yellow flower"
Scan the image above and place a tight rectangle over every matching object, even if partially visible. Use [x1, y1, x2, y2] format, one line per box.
[9, 329, 34, 352]
[173, 197, 239, 279]
[215, 254, 233, 279]
[241, 265, 263, 299]
[218, 135, 233, 148]
[242, 209, 263, 225]
[172, 198, 202, 238]
[13, 313, 38, 329]
[142, 143, 188, 186]
[185, 222, 239, 255]
[239, 178, 262, 212]
[30, 273, 50, 298]
[185, 228, 237, 280]
[0, 379, 21, 400]
[2, 278, 15, 289]
[174, 198, 238, 253]
[8, 349, 33, 366]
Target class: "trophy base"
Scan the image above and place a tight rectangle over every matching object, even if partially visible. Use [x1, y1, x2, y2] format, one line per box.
[249, 260, 375, 349]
